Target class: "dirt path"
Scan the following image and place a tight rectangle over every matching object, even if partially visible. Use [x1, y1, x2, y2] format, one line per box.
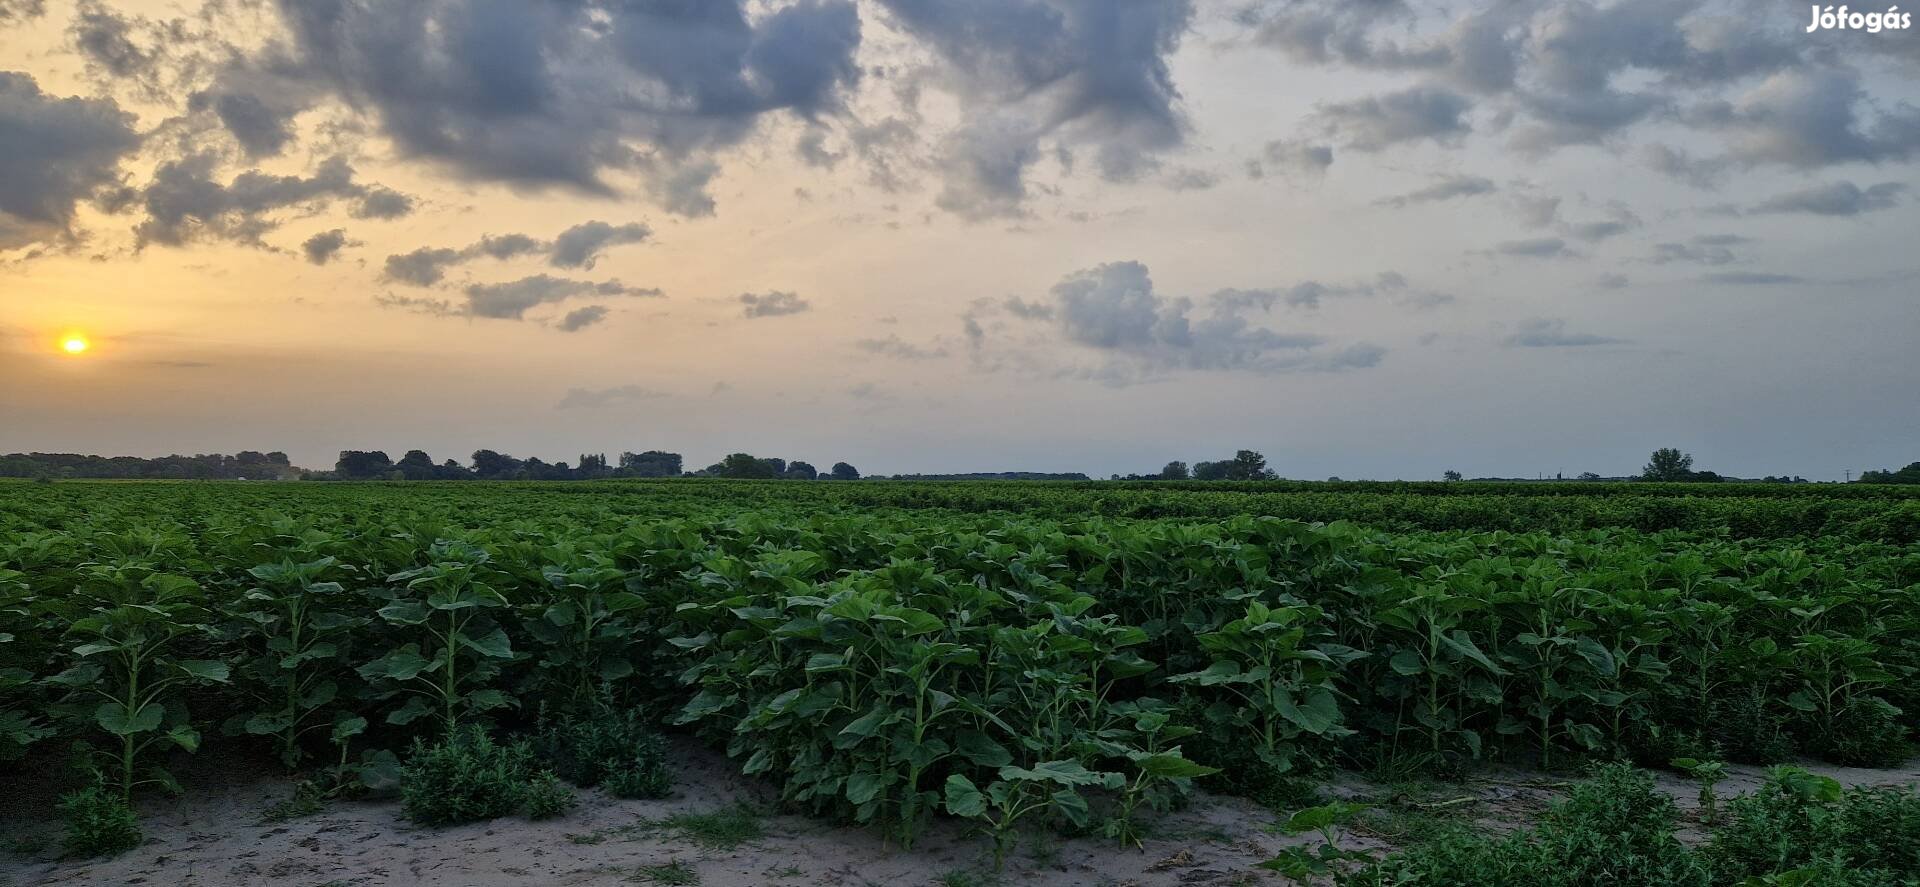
[4, 744, 1916, 887]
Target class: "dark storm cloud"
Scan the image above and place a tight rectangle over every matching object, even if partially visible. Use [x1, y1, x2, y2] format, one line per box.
[301, 228, 352, 264]
[0, 72, 141, 249]
[740, 291, 812, 318]
[69, 2, 157, 83]
[879, 0, 1196, 217]
[132, 153, 411, 249]
[352, 187, 414, 220]
[1505, 318, 1625, 348]
[1750, 181, 1906, 216]
[381, 221, 652, 286]
[207, 0, 863, 215]
[1374, 175, 1496, 208]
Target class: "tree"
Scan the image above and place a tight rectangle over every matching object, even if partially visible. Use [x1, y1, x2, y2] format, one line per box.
[618, 450, 682, 478]
[1641, 448, 1695, 482]
[1226, 450, 1275, 481]
[395, 449, 438, 480]
[471, 449, 523, 479]
[760, 457, 787, 476]
[335, 450, 393, 479]
[1192, 460, 1228, 481]
[1443, 470, 1463, 482]
[1859, 461, 1920, 484]
[786, 461, 819, 480]
[830, 462, 860, 480]
[1577, 472, 1602, 481]
[718, 453, 775, 479]
[575, 453, 611, 479]
[1160, 461, 1189, 480]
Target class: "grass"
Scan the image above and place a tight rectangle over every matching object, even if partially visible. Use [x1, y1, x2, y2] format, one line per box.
[630, 859, 699, 885]
[655, 804, 765, 850]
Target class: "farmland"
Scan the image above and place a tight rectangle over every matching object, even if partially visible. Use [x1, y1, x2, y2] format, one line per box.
[4, 479, 1919, 885]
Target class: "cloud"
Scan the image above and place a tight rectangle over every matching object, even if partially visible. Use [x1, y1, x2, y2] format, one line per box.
[1690, 68, 1920, 169]
[465, 276, 657, 320]
[1375, 175, 1495, 208]
[556, 305, 610, 332]
[556, 385, 668, 409]
[1595, 273, 1630, 289]
[740, 291, 811, 318]
[1488, 237, 1573, 259]
[1703, 270, 1804, 285]
[1163, 168, 1219, 191]
[1651, 239, 1738, 266]
[301, 228, 352, 265]
[132, 153, 412, 249]
[1252, 139, 1336, 181]
[976, 260, 1386, 380]
[0, 72, 140, 249]
[1316, 86, 1471, 151]
[0, 1, 45, 22]
[1750, 181, 1906, 216]
[208, 0, 864, 215]
[352, 187, 414, 220]
[548, 221, 653, 270]
[1567, 220, 1635, 242]
[856, 334, 949, 360]
[382, 221, 651, 285]
[883, 0, 1196, 217]
[1505, 318, 1625, 347]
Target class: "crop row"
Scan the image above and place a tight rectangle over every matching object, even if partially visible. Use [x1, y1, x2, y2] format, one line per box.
[3, 483, 1916, 846]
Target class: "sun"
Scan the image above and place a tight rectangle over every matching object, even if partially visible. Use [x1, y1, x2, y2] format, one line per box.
[61, 335, 90, 355]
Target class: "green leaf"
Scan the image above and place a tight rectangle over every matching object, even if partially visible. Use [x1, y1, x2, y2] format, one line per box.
[846, 771, 891, 805]
[95, 702, 163, 736]
[167, 725, 201, 753]
[331, 716, 368, 743]
[377, 600, 429, 625]
[178, 659, 231, 683]
[1137, 752, 1218, 779]
[460, 627, 514, 658]
[1277, 687, 1341, 735]
[943, 774, 985, 818]
[245, 712, 295, 735]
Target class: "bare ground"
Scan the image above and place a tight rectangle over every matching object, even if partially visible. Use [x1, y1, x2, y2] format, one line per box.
[4, 741, 1916, 887]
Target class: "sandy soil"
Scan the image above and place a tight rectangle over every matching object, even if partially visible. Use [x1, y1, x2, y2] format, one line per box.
[4, 742, 1916, 887]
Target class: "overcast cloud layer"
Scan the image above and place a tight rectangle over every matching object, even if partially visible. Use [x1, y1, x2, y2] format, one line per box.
[2, 1, 1916, 479]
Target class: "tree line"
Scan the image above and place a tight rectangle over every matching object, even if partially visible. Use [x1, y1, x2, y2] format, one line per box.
[324, 449, 860, 482]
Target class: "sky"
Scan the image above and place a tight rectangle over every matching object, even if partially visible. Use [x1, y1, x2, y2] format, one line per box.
[1, 0, 1916, 480]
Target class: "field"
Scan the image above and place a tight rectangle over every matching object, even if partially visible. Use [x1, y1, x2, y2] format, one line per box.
[4, 479, 1919, 885]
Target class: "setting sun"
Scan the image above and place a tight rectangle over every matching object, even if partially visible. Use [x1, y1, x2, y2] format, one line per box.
[61, 336, 90, 355]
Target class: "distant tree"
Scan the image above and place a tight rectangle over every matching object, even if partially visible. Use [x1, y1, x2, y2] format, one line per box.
[1443, 469, 1463, 482]
[1859, 462, 1920, 484]
[1160, 461, 1189, 480]
[830, 461, 861, 480]
[396, 449, 436, 480]
[335, 450, 394, 479]
[438, 459, 473, 480]
[576, 453, 611, 479]
[619, 450, 682, 478]
[786, 461, 819, 480]
[760, 457, 787, 476]
[1641, 448, 1696, 482]
[1192, 460, 1228, 481]
[718, 453, 776, 479]
[1577, 472, 1602, 481]
[1226, 450, 1275, 481]
[471, 449, 523, 479]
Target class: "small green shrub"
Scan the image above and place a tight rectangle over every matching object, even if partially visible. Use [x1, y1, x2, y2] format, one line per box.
[1710, 688, 1797, 764]
[522, 770, 576, 820]
[531, 699, 671, 798]
[57, 783, 142, 858]
[1712, 768, 1920, 881]
[399, 725, 534, 826]
[1341, 765, 1708, 887]
[1808, 697, 1909, 768]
